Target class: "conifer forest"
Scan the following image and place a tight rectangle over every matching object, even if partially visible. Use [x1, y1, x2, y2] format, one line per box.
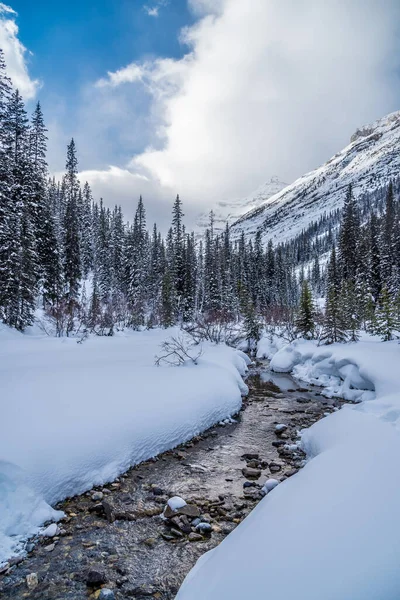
[0, 46, 399, 345]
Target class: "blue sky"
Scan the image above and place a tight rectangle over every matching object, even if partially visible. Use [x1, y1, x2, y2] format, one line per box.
[1, 1, 400, 228]
[12, 0, 192, 95]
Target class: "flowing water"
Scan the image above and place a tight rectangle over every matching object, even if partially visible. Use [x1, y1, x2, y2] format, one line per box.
[0, 360, 342, 600]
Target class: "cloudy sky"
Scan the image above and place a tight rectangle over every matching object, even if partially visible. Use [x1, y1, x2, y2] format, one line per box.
[2, 0, 400, 228]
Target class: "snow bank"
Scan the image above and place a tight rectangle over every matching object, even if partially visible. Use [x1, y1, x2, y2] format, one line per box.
[177, 339, 400, 600]
[0, 328, 249, 565]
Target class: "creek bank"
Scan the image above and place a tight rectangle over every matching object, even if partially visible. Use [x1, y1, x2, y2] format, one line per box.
[0, 361, 344, 600]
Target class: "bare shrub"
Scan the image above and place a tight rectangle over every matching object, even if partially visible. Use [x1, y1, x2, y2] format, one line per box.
[155, 334, 203, 366]
[183, 313, 243, 347]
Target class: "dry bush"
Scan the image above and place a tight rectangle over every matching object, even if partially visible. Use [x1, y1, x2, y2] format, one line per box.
[155, 334, 203, 366]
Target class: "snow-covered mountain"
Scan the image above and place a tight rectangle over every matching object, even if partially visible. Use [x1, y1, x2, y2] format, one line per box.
[196, 176, 286, 234]
[231, 111, 400, 244]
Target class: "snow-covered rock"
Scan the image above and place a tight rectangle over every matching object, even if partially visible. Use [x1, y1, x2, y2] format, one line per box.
[261, 479, 279, 494]
[41, 523, 58, 538]
[231, 111, 400, 244]
[167, 496, 187, 512]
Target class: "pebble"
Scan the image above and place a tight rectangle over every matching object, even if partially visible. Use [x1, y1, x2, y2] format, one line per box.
[41, 523, 58, 537]
[243, 481, 256, 488]
[196, 522, 212, 534]
[86, 568, 108, 586]
[91, 491, 104, 501]
[44, 543, 55, 552]
[99, 589, 115, 599]
[242, 467, 261, 479]
[26, 573, 38, 590]
[275, 424, 288, 433]
[188, 532, 203, 542]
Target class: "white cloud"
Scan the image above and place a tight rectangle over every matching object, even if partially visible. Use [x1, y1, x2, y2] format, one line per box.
[85, 0, 400, 226]
[0, 2, 40, 100]
[79, 165, 178, 229]
[143, 1, 169, 19]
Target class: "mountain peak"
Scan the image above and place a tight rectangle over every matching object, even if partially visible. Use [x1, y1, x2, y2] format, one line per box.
[231, 110, 400, 245]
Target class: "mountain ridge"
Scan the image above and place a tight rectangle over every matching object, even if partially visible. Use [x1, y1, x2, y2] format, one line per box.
[230, 110, 400, 244]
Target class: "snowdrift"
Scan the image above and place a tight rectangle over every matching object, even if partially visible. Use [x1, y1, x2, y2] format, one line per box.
[177, 338, 400, 600]
[0, 328, 249, 565]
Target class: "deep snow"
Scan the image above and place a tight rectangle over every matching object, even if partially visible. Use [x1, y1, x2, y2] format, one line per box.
[0, 326, 249, 565]
[177, 337, 400, 600]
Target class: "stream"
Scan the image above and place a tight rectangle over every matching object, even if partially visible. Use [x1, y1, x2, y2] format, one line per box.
[0, 360, 343, 600]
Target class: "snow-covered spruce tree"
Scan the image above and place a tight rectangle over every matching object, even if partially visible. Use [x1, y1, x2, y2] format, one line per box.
[0, 52, 14, 324]
[2, 90, 39, 330]
[171, 194, 185, 318]
[374, 285, 399, 341]
[30, 102, 62, 307]
[95, 200, 112, 303]
[321, 248, 348, 344]
[203, 213, 220, 315]
[124, 196, 148, 327]
[183, 232, 196, 321]
[368, 212, 381, 303]
[264, 239, 275, 308]
[338, 183, 360, 282]
[243, 300, 262, 353]
[81, 182, 94, 277]
[161, 266, 174, 328]
[380, 182, 395, 286]
[63, 139, 81, 307]
[295, 280, 315, 339]
[341, 280, 360, 342]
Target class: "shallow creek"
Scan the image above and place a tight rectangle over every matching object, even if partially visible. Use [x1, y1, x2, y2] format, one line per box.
[0, 360, 343, 600]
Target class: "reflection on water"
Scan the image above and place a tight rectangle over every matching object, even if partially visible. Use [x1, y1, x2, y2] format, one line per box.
[260, 370, 298, 392]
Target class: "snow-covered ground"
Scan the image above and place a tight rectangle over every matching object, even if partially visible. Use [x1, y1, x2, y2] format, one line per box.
[0, 326, 249, 566]
[177, 336, 400, 600]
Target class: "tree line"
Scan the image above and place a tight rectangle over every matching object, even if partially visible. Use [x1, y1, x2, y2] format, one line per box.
[0, 48, 399, 344]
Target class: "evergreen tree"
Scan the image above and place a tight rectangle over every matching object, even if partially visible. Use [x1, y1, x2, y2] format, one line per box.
[338, 184, 360, 281]
[63, 139, 81, 307]
[374, 286, 399, 341]
[321, 248, 348, 344]
[295, 280, 315, 339]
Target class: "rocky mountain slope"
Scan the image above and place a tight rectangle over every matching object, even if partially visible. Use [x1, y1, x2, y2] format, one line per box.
[196, 177, 286, 234]
[231, 111, 400, 244]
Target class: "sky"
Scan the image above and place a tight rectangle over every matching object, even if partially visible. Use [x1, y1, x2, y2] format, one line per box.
[1, 0, 400, 229]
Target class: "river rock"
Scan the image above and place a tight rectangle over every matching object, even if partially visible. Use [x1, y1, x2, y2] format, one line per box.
[41, 523, 58, 537]
[269, 462, 282, 472]
[102, 500, 116, 523]
[99, 590, 115, 600]
[92, 491, 104, 501]
[242, 467, 261, 479]
[26, 573, 38, 589]
[241, 452, 259, 460]
[246, 459, 261, 469]
[188, 532, 203, 542]
[275, 424, 288, 434]
[44, 543, 55, 552]
[243, 481, 256, 488]
[179, 504, 201, 518]
[196, 522, 212, 535]
[86, 568, 108, 587]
